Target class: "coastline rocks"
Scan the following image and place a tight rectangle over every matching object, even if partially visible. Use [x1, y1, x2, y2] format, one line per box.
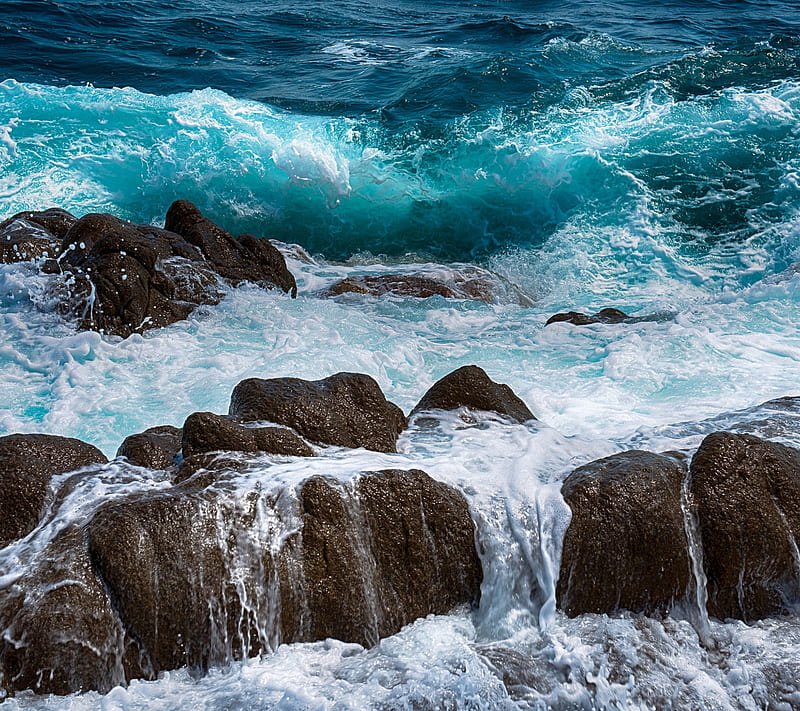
[410, 365, 535, 424]
[689, 432, 800, 620]
[557, 450, 691, 616]
[1, 202, 297, 337]
[229, 372, 407, 453]
[0, 466, 481, 693]
[546, 308, 629, 326]
[181, 411, 314, 459]
[320, 265, 533, 307]
[0, 434, 108, 547]
[165, 200, 297, 296]
[116, 425, 183, 470]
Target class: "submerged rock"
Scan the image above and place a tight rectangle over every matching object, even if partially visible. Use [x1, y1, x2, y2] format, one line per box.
[557, 450, 691, 616]
[229, 372, 407, 453]
[0, 465, 481, 694]
[322, 274, 461, 300]
[546, 307, 629, 326]
[180, 411, 313, 459]
[410, 365, 535, 424]
[689, 432, 800, 620]
[0, 434, 108, 547]
[320, 265, 533, 307]
[117, 425, 183, 470]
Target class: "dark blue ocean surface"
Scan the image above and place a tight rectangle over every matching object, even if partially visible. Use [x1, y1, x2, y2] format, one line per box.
[2, 0, 799, 115]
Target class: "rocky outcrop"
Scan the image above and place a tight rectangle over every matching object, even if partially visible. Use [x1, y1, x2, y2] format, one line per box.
[181, 411, 313, 459]
[116, 425, 183, 470]
[546, 308, 629, 326]
[410, 365, 535, 424]
[0, 434, 108, 547]
[229, 372, 407, 453]
[0, 202, 297, 337]
[0, 465, 480, 694]
[557, 450, 691, 616]
[164, 200, 296, 296]
[689, 432, 800, 620]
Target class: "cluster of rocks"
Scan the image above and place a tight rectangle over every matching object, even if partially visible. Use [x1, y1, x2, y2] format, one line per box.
[0, 365, 527, 696]
[0, 201, 297, 337]
[1, 364, 799, 696]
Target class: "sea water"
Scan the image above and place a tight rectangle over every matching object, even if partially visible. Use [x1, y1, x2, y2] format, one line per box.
[1, 0, 800, 708]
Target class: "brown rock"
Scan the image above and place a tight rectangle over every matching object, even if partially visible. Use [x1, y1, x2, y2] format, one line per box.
[181, 411, 314, 459]
[557, 450, 691, 616]
[410, 365, 535, 424]
[689, 432, 800, 620]
[0, 434, 108, 547]
[546, 307, 629, 326]
[164, 200, 297, 296]
[117, 425, 183, 470]
[229, 372, 407, 453]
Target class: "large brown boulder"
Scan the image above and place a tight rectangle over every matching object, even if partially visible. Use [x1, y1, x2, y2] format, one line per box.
[689, 432, 800, 620]
[410, 365, 535, 424]
[0, 434, 108, 547]
[164, 200, 296, 296]
[83, 468, 480, 679]
[229, 372, 407, 453]
[180, 411, 313, 459]
[296, 470, 482, 645]
[557, 450, 691, 616]
[116, 425, 183, 470]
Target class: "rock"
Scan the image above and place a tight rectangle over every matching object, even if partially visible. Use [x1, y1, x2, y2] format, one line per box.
[557, 450, 691, 616]
[0, 526, 139, 695]
[82, 468, 480, 679]
[229, 372, 407, 453]
[0, 434, 108, 547]
[689, 432, 800, 620]
[320, 267, 533, 307]
[0, 208, 77, 241]
[117, 425, 183, 470]
[295, 469, 482, 644]
[181, 411, 314, 459]
[546, 307, 629, 326]
[164, 200, 297, 296]
[0, 218, 61, 263]
[410, 365, 535, 424]
[322, 275, 460, 300]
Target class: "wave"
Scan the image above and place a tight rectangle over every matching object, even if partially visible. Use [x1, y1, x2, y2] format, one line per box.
[1, 65, 799, 282]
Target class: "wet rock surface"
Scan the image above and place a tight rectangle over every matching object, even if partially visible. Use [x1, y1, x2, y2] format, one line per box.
[0, 434, 108, 547]
[165, 200, 297, 296]
[689, 432, 800, 620]
[117, 425, 183, 470]
[229, 372, 407, 453]
[0, 465, 481, 694]
[0, 201, 297, 337]
[557, 450, 691, 616]
[546, 307, 630, 326]
[181, 411, 314, 459]
[410, 365, 535, 424]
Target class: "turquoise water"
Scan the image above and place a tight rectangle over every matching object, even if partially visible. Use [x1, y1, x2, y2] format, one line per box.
[2, 1, 800, 708]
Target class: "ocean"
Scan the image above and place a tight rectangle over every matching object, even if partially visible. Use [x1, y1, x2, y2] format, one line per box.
[2, 0, 800, 708]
